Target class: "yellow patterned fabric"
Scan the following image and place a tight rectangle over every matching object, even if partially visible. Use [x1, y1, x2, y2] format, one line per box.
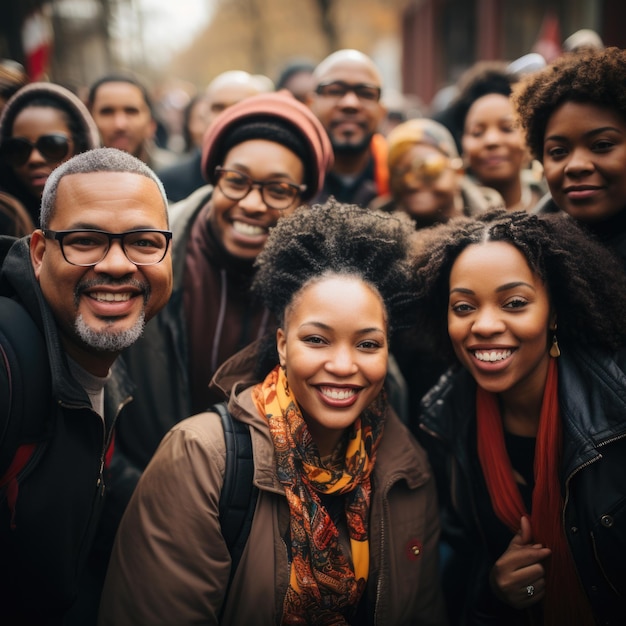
[252, 365, 385, 625]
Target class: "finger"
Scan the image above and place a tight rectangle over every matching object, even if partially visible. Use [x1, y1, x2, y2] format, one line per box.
[519, 515, 533, 544]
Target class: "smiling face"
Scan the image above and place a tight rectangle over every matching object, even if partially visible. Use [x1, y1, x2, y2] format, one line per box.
[30, 171, 173, 376]
[542, 101, 626, 223]
[448, 241, 553, 403]
[209, 139, 304, 261]
[309, 58, 384, 154]
[11, 106, 75, 198]
[277, 275, 388, 456]
[391, 143, 463, 225]
[462, 93, 527, 190]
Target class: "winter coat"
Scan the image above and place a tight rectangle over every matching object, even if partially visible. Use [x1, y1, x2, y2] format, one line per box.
[0, 237, 131, 624]
[99, 342, 448, 626]
[418, 344, 626, 625]
[109, 185, 274, 525]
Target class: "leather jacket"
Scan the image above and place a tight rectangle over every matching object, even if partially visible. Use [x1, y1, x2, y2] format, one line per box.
[418, 344, 626, 625]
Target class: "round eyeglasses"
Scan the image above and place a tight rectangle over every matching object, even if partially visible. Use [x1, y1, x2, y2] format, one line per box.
[0, 134, 71, 167]
[43, 229, 172, 266]
[215, 167, 306, 211]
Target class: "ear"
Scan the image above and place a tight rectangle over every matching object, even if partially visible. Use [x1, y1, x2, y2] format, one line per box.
[549, 310, 557, 330]
[276, 327, 287, 368]
[30, 229, 46, 280]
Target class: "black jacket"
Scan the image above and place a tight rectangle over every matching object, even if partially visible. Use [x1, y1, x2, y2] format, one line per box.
[0, 237, 132, 624]
[418, 344, 626, 625]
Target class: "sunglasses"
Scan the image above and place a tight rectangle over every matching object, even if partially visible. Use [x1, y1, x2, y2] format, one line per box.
[0, 134, 71, 167]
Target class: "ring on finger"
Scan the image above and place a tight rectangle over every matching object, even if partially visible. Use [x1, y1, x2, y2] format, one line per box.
[526, 585, 535, 597]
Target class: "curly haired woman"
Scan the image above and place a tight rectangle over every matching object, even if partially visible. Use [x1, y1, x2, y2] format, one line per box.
[513, 46, 626, 271]
[99, 200, 446, 626]
[413, 209, 626, 625]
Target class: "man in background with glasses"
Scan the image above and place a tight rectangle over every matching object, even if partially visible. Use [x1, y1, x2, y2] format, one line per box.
[307, 49, 389, 207]
[0, 147, 173, 624]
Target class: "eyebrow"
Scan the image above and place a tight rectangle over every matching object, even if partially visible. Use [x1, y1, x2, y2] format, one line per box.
[299, 321, 385, 334]
[545, 125, 623, 143]
[450, 281, 535, 295]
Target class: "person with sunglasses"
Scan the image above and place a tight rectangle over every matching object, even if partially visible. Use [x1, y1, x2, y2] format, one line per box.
[0, 82, 100, 236]
[110, 91, 333, 557]
[307, 49, 389, 207]
[0, 147, 173, 624]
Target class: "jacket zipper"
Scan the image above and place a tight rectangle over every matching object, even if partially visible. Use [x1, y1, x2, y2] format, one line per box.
[563, 431, 626, 598]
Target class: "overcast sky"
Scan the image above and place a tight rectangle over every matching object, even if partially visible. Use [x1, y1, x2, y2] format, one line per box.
[132, 0, 213, 66]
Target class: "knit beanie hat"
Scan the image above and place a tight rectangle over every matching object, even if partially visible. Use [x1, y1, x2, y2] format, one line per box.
[201, 91, 333, 201]
[387, 118, 460, 171]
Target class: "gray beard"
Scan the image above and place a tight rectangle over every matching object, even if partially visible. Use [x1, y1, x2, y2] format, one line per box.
[74, 311, 146, 352]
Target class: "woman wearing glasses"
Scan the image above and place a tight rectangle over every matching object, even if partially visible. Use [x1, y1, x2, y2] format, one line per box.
[0, 82, 100, 236]
[108, 92, 334, 568]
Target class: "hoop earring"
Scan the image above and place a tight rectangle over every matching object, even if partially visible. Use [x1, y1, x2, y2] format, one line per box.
[549, 324, 561, 358]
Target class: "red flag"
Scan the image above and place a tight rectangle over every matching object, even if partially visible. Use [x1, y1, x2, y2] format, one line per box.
[532, 11, 562, 63]
[22, 8, 54, 81]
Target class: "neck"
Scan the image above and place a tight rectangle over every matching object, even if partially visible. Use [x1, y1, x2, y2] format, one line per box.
[63, 342, 116, 378]
[491, 176, 524, 210]
[332, 149, 371, 177]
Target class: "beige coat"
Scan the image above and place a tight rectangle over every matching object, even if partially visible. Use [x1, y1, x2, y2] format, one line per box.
[99, 345, 447, 625]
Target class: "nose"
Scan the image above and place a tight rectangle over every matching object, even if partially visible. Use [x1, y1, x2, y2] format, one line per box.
[93, 239, 137, 276]
[25, 146, 46, 166]
[482, 126, 502, 146]
[470, 306, 506, 337]
[564, 146, 594, 177]
[237, 184, 268, 214]
[113, 111, 129, 129]
[324, 345, 358, 376]
[337, 89, 361, 109]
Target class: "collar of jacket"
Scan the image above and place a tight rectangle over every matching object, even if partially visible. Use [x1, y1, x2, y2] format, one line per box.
[420, 346, 626, 478]
[213, 340, 430, 494]
[1, 237, 118, 409]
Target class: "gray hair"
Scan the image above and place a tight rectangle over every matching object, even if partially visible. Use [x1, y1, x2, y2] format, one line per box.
[40, 147, 168, 228]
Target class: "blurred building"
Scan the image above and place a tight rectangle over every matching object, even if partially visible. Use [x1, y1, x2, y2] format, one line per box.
[401, 0, 625, 105]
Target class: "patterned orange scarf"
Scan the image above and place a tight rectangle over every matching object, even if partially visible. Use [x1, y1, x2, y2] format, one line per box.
[476, 357, 595, 625]
[252, 365, 385, 625]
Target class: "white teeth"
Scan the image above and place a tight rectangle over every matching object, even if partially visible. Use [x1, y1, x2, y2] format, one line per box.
[320, 387, 357, 400]
[233, 221, 266, 237]
[91, 292, 132, 302]
[474, 350, 512, 362]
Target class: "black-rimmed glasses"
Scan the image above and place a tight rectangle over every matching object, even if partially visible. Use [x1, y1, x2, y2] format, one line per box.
[314, 81, 382, 103]
[0, 134, 71, 167]
[43, 229, 172, 267]
[215, 167, 306, 211]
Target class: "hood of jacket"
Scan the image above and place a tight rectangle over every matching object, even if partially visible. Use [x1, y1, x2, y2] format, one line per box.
[1, 236, 103, 406]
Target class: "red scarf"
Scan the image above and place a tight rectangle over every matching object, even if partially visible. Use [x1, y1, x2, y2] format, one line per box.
[476, 358, 595, 625]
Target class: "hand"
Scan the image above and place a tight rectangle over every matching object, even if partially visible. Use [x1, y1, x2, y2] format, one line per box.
[489, 516, 552, 609]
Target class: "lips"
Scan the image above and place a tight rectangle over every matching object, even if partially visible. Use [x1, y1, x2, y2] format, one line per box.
[316, 385, 361, 407]
[563, 185, 602, 201]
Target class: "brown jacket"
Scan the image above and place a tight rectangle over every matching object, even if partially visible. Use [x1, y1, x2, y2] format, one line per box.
[99, 344, 447, 625]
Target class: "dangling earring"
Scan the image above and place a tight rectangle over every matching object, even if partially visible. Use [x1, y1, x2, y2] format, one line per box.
[549, 323, 561, 358]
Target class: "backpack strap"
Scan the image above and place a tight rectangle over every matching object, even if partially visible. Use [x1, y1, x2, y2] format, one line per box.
[211, 402, 259, 583]
[0, 296, 51, 477]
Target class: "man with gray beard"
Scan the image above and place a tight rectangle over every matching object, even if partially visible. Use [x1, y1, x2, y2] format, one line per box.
[0, 147, 173, 624]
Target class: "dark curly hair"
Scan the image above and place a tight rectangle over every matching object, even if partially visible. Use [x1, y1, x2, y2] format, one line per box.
[513, 47, 626, 162]
[251, 199, 419, 369]
[413, 209, 626, 359]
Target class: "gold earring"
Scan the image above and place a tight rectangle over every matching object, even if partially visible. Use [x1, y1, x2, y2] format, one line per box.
[549, 324, 561, 358]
